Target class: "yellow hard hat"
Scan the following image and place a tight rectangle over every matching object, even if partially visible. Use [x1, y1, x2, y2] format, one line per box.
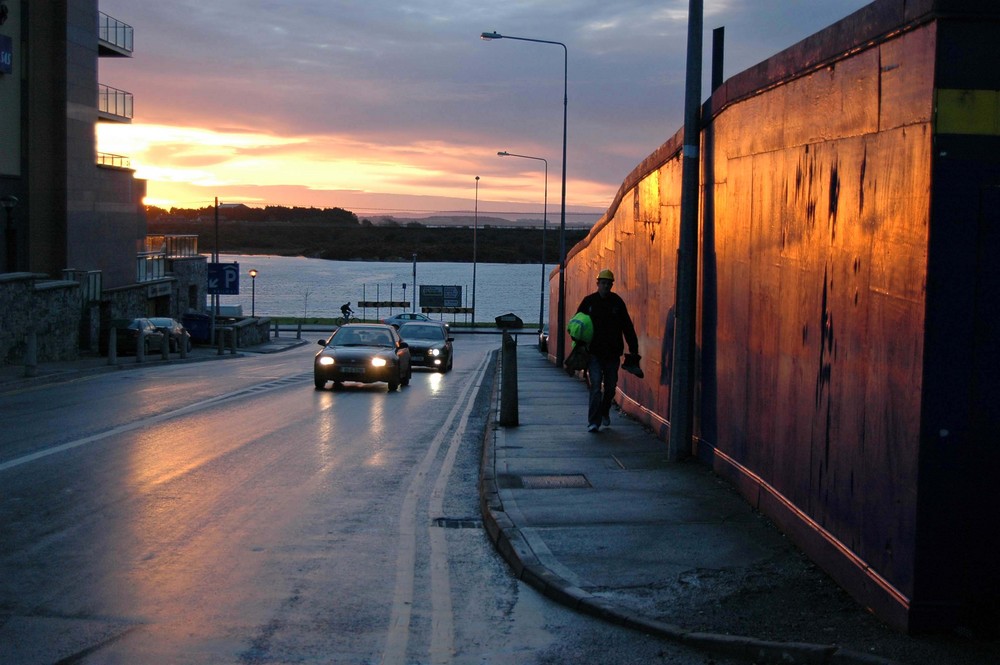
[597, 269, 615, 282]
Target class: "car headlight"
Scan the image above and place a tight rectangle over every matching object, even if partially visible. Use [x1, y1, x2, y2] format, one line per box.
[371, 357, 387, 367]
[318, 356, 334, 366]
[429, 348, 440, 356]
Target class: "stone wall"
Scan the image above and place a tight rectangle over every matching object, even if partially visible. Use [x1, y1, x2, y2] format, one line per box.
[0, 273, 81, 365]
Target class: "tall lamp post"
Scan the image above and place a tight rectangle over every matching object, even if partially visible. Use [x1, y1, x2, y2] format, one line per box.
[472, 176, 479, 326]
[248, 269, 258, 317]
[497, 151, 547, 332]
[481, 31, 568, 366]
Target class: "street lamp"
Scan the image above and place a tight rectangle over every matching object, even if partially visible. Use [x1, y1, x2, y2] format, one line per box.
[473, 176, 479, 326]
[2, 195, 18, 272]
[497, 151, 547, 333]
[481, 30, 569, 366]
[248, 269, 258, 317]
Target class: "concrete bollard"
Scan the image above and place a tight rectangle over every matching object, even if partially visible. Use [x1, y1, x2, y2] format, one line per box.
[160, 333, 169, 360]
[229, 327, 238, 354]
[137, 330, 145, 363]
[108, 328, 117, 365]
[180, 335, 188, 359]
[24, 332, 37, 378]
[217, 327, 225, 355]
[296, 322, 302, 340]
[500, 331, 519, 426]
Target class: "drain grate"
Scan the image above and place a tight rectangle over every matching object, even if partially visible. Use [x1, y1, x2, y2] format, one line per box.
[431, 517, 484, 529]
[498, 474, 591, 489]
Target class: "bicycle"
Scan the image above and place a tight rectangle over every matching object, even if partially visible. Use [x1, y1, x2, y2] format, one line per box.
[337, 309, 356, 326]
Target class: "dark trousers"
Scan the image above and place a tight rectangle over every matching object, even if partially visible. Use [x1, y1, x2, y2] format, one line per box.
[586, 354, 620, 426]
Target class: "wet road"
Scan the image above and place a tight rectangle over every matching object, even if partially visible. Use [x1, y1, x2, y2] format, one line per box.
[0, 337, 736, 664]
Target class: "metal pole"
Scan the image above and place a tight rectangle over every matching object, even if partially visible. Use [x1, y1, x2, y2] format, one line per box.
[480, 32, 568, 366]
[668, 0, 704, 461]
[412, 253, 417, 312]
[473, 176, 479, 326]
[497, 151, 547, 332]
[557, 42, 568, 369]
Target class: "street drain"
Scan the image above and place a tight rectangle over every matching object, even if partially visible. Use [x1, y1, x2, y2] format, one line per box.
[432, 517, 484, 529]
[498, 474, 591, 489]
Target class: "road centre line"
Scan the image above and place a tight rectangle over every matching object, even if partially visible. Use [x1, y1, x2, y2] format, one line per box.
[381, 354, 491, 665]
[0, 374, 310, 473]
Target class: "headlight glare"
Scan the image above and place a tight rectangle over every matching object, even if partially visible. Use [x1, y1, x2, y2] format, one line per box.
[371, 357, 387, 367]
[319, 356, 334, 366]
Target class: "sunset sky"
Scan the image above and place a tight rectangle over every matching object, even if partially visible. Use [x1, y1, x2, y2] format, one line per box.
[96, 0, 870, 219]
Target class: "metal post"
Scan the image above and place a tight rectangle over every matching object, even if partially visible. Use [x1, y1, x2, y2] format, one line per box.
[668, 0, 704, 461]
[473, 176, 479, 326]
[500, 331, 519, 426]
[108, 327, 117, 365]
[24, 332, 37, 378]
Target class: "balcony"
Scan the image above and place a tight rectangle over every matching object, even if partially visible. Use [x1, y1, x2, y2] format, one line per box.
[144, 235, 200, 258]
[98, 84, 133, 122]
[97, 152, 131, 169]
[98, 12, 133, 57]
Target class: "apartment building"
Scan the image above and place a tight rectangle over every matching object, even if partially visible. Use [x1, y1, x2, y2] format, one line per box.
[0, 0, 205, 364]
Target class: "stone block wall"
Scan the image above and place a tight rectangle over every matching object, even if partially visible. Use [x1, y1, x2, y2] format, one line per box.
[0, 273, 81, 365]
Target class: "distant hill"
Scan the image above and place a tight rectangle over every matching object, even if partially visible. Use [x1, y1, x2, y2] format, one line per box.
[147, 206, 589, 263]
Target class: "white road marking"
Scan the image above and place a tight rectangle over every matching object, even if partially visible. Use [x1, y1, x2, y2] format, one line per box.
[0, 374, 310, 473]
[381, 354, 490, 665]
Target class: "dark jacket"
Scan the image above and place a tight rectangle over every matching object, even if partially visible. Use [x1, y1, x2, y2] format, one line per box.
[576, 291, 638, 360]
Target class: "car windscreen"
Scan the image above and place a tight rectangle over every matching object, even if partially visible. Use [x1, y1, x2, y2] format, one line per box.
[399, 325, 444, 341]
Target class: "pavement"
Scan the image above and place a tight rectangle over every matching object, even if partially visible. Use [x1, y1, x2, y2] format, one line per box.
[2, 337, 995, 664]
[480, 345, 998, 665]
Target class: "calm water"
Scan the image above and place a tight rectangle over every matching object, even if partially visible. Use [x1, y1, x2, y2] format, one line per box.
[217, 254, 550, 326]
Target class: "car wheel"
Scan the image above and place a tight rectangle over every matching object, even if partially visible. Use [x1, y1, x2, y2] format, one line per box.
[314, 375, 326, 390]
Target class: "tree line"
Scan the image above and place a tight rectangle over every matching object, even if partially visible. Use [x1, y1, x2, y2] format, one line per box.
[147, 205, 588, 264]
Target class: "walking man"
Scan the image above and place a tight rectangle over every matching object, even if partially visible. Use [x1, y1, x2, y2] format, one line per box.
[576, 269, 639, 432]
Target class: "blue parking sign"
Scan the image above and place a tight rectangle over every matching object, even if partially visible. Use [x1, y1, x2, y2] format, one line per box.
[207, 262, 240, 295]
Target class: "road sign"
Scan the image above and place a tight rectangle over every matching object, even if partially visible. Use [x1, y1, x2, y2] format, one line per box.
[207, 262, 240, 295]
[420, 285, 462, 308]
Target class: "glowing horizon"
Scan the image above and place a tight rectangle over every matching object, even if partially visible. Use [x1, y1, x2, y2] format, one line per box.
[98, 122, 615, 214]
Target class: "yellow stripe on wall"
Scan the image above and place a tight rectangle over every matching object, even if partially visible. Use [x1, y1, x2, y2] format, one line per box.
[935, 89, 1000, 135]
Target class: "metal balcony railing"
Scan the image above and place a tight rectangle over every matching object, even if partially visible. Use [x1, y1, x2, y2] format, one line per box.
[98, 12, 133, 56]
[97, 152, 131, 169]
[144, 235, 200, 258]
[136, 252, 166, 283]
[98, 84, 134, 121]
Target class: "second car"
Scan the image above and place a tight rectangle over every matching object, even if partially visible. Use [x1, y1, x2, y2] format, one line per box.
[398, 321, 453, 372]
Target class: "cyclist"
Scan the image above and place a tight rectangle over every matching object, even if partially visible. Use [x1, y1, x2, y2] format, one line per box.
[340, 302, 354, 321]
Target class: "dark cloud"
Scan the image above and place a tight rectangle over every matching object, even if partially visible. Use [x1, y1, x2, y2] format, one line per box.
[99, 0, 871, 210]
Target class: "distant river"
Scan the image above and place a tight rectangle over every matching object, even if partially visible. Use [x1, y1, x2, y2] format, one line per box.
[217, 254, 550, 326]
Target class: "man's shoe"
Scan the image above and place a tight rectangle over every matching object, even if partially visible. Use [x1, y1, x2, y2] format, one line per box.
[602, 415, 611, 427]
[587, 423, 599, 433]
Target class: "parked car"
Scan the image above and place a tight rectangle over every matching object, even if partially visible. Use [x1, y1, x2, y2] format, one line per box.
[314, 323, 412, 391]
[397, 322, 454, 372]
[148, 317, 192, 353]
[116, 318, 166, 355]
[381, 312, 448, 329]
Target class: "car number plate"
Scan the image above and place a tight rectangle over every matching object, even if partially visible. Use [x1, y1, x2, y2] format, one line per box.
[411, 355, 424, 361]
[340, 366, 365, 374]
